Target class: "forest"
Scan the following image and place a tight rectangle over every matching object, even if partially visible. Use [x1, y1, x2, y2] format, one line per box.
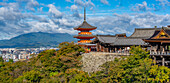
[0, 42, 170, 83]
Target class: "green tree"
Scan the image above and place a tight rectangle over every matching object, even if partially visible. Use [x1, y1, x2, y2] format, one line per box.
[53, 68, 100, 83]
[57, 42, 85, 71]
[9, 59, 13, 63]
[0, 56, 4, 62]
[1, 43, 169, 83]
[58, 42, 70, 48]
[148, 65, 170, 82]
[22, 70, 42, 82]
[0, 56, 4, 68]
[100, 46, 170, 83]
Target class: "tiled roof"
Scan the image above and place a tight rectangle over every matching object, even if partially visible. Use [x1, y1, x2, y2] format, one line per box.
[95, 34, 147, 46]
[94, 27, 170, 46]
[74, 21, 97, 29]
[96, 35, 147, 46]
[165, 30, 170, 35]
[164, 27, 170, 35]
[96, 35, 117, 44]
[130, 28, 161, 38]
[113, 38, 147, 46]
[148, 30, 160, 38]
[144, 27, 170, 40]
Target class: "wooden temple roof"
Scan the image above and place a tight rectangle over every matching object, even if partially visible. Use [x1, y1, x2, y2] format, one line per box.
[94, 35, 147, 46]
[130, 28, 161, 38]
[113, 38, 147, 46]
[143, 27, 170, 43]
[93, 27, 170, 46]
[95, 35, 117, 44]
[163, 27, 170, 35]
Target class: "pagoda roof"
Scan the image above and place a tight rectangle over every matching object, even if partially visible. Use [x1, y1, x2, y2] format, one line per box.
[74, 21, 97, 30]
[74, 35, 96, 39]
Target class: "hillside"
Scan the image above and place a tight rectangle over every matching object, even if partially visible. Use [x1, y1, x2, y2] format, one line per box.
[0, 32, 76, 48]
[0, 44, 169, 82]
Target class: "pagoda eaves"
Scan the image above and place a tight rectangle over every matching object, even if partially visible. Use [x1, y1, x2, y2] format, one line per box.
[73, 35, 96, 39]
[74, 21, 97, 31]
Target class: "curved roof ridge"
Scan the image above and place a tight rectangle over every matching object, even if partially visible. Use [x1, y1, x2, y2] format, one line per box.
[129, 28, 157, 38]
[135, 28, 156, 30]
[96, 34, 116, 37]
[98, 35, 106, 43]
[97, 35, 118, 44]
[74, 21, 97, 29]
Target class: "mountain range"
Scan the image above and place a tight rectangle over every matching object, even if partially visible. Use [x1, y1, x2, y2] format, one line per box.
[0, 32, 76, 48]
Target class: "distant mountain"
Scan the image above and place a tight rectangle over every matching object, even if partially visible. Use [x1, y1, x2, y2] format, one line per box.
[0, 32, 76, 48]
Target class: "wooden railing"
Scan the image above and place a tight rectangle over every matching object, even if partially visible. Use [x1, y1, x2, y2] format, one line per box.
[109, 50, 130, 56]
[78, 32, 92, 35]
[150, 50, 170, 55]
[115, 50, 130, 54]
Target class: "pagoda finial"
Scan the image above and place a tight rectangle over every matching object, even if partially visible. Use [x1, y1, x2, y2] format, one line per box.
[84, 7, 86, 21]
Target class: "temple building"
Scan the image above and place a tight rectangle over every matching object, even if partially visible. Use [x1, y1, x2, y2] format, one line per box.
[92, 26, 170, 67]
[73, 8, 97, 52]
[143, 27, 170, 66]
[73, 8, 170, 67]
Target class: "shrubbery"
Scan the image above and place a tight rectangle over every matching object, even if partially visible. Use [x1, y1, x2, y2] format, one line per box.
[0, 43, 169, 83]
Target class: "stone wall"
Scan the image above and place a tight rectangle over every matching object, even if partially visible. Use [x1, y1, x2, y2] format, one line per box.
[82, 52, 128, 73]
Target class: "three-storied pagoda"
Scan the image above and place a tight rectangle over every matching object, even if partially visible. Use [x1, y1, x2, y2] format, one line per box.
[74, 8, 97, 43]
[74, 8, 97, 52]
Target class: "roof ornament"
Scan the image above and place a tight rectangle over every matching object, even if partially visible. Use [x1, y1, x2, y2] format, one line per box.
[84, 7, 86, 21]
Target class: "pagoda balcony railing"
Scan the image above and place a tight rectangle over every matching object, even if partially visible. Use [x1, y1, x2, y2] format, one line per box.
[150, 50, 170, 56]
[78, 32, 92, 35]
[78, 40, 92, 43]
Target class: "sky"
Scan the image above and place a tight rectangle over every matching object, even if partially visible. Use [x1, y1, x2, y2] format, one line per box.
[0, 0, 170, 40]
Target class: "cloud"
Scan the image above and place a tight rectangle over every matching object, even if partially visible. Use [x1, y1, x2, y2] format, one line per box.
[156, 0, 170, 6]
[26, 0, 39, 11]
[85, 0, 95, 7]
[0, 0, 48, 40]
[87, 12, 170, 35]
[74, 0, 95, 7]
[0, 0, 170, 41]
[48, 4, 63, 18]
[131, 1, 150, 11]
[65, 0, 72, 2]
[0, 0, 82, 40]
[131, 0, 170, 12]
[100, 0, 109, 5]
[70, 5, 78, 11]
[72, 11, 82, 18]
[66, 5, 81, 18]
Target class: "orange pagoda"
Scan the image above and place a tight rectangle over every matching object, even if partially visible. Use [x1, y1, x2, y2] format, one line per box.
[73, 8, 97, 52]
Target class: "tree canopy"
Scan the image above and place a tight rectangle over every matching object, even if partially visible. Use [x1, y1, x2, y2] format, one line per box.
[0, 44, 169, 83]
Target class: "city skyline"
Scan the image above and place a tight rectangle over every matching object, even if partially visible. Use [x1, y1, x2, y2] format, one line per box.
[0, 0, 170, 40]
